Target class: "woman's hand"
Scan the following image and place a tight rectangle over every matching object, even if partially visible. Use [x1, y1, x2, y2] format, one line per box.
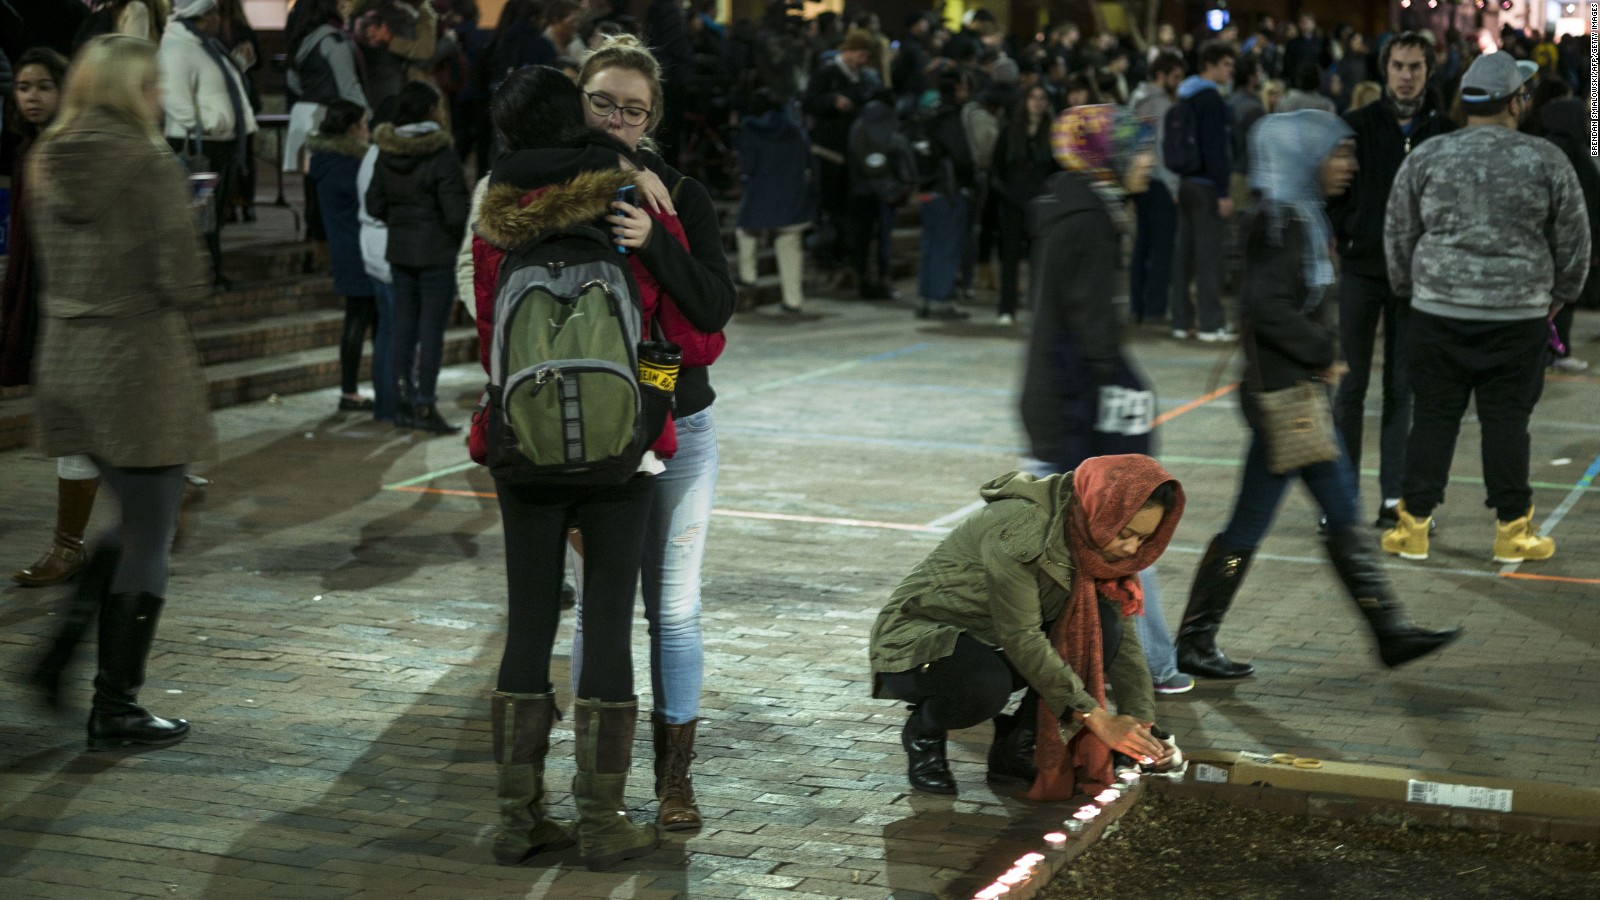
[1082, 710, 1166, 763]
[1318, 361, 1350, 385]
[633, 168, 676, 217]
[608, 200, 654, 250]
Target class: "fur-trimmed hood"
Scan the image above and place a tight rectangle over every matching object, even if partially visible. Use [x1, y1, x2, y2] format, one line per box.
[306, 131, 370, 159]
[372, 122, 452, 157]
[475, 166, 636, 250]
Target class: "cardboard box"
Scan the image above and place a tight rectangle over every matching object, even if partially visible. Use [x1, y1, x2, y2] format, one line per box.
[1185, 749, 1600, 822]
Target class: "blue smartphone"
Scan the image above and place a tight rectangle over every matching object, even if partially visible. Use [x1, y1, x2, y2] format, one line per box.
[614, 184, 638, 253]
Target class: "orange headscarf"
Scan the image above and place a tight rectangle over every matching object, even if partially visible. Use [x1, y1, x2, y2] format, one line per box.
[1026, 454, 1184, 802]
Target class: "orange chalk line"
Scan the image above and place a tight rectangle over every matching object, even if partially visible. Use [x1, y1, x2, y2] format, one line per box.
[1153, 382, 1240, 427]
[1498, 572, 1600, 586]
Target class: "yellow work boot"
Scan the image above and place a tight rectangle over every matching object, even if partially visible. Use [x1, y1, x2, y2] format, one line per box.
[1380, 502, 1432, 561]
[1493, 507, 1555, 563]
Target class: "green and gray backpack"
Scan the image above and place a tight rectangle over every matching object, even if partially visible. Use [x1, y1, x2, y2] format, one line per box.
[483, 224, 669, 486]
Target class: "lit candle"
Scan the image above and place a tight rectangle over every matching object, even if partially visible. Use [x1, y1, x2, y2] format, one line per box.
[997, 871, 1027, 886]
[1063, 819, 1086, 834]
[1044, 832, 1068, 848]
[1018, 853, 1045, 866]
[973, 886, 1009, 900]
[1073, 806, 1100, 821]
[1095, 789, 1121, 804]
[1118, 770, 1141, 784]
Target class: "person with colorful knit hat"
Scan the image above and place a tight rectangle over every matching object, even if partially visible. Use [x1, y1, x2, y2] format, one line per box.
[1025, 104, 1193, 698]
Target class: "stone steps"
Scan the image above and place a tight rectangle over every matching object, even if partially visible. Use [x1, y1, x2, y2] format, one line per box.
[1, 234, 478, 452]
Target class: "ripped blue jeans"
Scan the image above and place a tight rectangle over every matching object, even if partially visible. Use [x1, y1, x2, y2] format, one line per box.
[572, 407, 718, 723]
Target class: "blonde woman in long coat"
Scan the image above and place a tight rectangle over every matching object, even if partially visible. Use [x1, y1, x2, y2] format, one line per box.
[27, 35, 213, 751]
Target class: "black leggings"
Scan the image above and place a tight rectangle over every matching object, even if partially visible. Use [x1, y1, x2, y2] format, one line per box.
[94, 462, 187, 597]
[495, 475, 655, 699]
[879, 604, 1124, 732]
[339, 295, 377, 394]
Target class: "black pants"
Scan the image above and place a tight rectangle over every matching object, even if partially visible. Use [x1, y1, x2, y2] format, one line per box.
[339, 295, 377, 394]
[997, 200, 1029, 317]
[1171, 179, 1226, 333]
[879, 607, 1122, 732]
[1401, 311, 1547, 521]
[817, 157, 851, 268]
[1333, 271, 1412, 503]
[168, 138, 242, 283]
[1129, 180, 1176, 322]
[495, 475, 655, 699]
[847, 194, 889, 284]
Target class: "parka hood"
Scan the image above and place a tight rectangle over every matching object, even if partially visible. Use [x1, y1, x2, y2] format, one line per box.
[1032, 170, 1108, 231]
[372, 122, 452, 174]
[30, 110, 170, 226]
[979, 470, 1075, 564]
[307, 131, 370, 159]
[474, 164, 635, 251]
[743, 105, 806, 140]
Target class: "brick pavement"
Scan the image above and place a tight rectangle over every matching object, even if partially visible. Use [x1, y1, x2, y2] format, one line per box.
[3, 292, 1598, 898]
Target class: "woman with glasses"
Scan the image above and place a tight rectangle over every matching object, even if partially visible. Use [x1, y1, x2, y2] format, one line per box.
[568, 33, 737, 835]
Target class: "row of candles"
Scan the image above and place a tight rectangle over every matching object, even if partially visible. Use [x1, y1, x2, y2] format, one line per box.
[970, 770, 1142, 900]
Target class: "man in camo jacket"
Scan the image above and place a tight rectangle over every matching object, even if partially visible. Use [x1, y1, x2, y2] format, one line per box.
[1381, 51, 1590, 565]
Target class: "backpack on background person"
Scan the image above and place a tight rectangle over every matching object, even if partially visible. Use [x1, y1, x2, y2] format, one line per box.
[849, 99, 917, 205]
[1161, 97, 1204, 177]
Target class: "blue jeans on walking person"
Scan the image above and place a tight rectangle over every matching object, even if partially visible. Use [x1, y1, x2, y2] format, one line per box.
[390, 264, 455, 406]
[1219, 428, 1360, 551]
[370, 279, 398, 423]
[1136, 567, 1180, 681]
[573, 407, 719, 723]
[918, 192, 967, 304]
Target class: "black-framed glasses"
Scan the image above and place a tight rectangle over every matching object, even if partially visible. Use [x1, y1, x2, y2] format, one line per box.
[585, 92, 652, 127]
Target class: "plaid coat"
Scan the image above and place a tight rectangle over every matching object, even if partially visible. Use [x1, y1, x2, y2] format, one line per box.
[28, 110, 215, 467]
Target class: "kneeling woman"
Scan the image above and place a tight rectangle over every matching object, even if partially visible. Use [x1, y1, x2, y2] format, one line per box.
[871, 455, 1182, 799]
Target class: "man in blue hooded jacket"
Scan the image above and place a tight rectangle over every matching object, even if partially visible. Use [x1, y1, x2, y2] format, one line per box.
[1170, 41, 1235, 342]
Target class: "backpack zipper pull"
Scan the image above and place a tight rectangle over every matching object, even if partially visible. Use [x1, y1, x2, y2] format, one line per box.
[547, 261, 565, 275]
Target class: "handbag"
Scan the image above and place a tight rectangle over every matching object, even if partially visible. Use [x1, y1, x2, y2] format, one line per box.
[1255, 379, 1339, 474]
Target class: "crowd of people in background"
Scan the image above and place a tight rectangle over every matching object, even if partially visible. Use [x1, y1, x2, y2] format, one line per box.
[1, 0, 1595, 876]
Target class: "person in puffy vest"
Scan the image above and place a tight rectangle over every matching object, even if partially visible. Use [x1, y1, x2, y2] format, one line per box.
[365, 79, 468, 434]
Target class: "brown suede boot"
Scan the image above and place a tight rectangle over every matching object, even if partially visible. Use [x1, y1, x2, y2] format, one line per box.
[652, 712, 702, 831]
[14, 477, 99, 587]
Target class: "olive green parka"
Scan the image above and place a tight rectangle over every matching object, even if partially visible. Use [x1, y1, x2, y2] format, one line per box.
[869, 472, 1157, 742]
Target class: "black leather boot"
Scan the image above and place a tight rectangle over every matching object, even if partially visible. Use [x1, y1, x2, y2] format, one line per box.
[985, 693, 1039, 783]
[902, 705, 956, 795]
[1176, 535, 1256, 679]
[413, 404, 461, 435]
[30, 543, 120, 709]
[1324, 527, 1463, 668]
[86, 592, 189, 750]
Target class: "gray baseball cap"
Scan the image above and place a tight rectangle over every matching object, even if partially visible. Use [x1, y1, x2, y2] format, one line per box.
[1459, 51, 1539, 103]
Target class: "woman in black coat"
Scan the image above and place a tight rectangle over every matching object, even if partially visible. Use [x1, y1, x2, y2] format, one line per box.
[1175, 110, 1459, 682]
[990, 84, 1057, 325]
[366, 80, 470, 434]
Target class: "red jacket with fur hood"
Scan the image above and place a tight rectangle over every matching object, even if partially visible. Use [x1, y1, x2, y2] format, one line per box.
[468, 150, 721, 461]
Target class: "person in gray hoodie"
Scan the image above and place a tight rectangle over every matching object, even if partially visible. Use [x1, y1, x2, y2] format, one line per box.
[1382, 52, 1591, 565]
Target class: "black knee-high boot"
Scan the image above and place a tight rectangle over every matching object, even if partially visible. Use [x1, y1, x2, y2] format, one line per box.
[30, 542, 120, 708]
[1325, 527, 1463, 668]
[1176, 535, 1256, 679]
[87, 592, 189, 750]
